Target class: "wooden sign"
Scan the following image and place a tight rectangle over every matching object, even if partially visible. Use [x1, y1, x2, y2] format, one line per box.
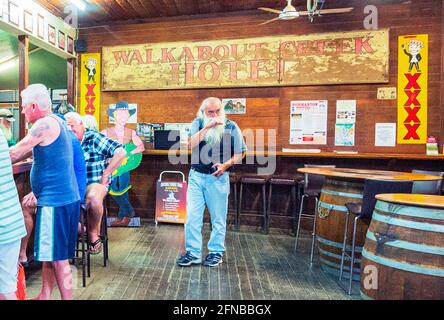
[102, 29, 389, 91]
[397, 34, 428, 144]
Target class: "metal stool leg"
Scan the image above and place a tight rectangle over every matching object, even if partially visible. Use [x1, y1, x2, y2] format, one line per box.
[291, 184, 297, 235]
[237, 183, 243, 231]
[348, 216, 360, 295]
[309, 197, 319, 265]
[233, 181, 238, 227]
[294, 194, 306, 252]
[266, 184, 273, 234]
[339, 211, 351, 281]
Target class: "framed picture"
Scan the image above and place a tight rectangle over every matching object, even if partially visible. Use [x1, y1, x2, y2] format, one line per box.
[58, 30, 65, 50]
[48, 24, 55, 45]
[37, 14, 45, 39]
[8, 1, 19, 26]
[24, 10, 33, 33]
[67, 36, 74, 54]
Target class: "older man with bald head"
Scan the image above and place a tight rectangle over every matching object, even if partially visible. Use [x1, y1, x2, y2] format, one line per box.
[177, 97, 247, 268]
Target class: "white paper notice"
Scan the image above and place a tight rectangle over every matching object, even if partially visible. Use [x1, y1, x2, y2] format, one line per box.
[375, 123, 396, 147]
[336, 100, 356, 124]
[290, 100, 328, 145]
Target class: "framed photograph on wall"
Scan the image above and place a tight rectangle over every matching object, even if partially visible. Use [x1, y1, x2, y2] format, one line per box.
[24, 10, 33, 33]
[8, 1, 19, 26]
[58, 30, 65, 50]
[67, 36, 74, 54]
[48, 24, 55, 45]
[37, 14, 45, 39]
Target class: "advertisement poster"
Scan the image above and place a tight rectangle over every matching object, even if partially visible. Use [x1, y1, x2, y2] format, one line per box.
[397, 34, 428, 144]
[155, 181, 187, 224]
[79, 53, 101, 128]
[222, 98, 246, 114]
[290, 100, 328, 145]
[335, 123, 355, 146]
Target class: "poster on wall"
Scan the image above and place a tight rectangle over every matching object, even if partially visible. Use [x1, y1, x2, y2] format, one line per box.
[79, 53, 101, 129]
[335, 100, 356, 146]
[108, 103, 137, 124]
[222, 98, 246, 114]
[397, 34, 428, 144]
[375, 123, 396, 147]
[290, 100, 328, 145]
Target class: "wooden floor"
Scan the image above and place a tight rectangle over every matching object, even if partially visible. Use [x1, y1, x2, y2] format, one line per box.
[25, 223, 356, 300]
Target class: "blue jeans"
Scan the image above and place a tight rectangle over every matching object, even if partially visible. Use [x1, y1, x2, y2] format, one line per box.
[185, 169, 230, 258]
[110, 172, 135, 219]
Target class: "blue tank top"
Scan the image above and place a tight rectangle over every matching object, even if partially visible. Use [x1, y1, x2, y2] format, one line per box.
[30, 114, 80, 207]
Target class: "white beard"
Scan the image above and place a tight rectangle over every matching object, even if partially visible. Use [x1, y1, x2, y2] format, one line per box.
[203, 115, 226, 145]
[1, 125, 12, 142]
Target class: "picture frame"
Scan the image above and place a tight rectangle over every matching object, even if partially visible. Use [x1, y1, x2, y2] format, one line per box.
[58, 30, 65, 50]
[37, 14, 45, 39]
[24, 10, 33, 33]
[8, 1, 19, 26]
[67, 36, 74, 54]
[48, 24, 56, 45]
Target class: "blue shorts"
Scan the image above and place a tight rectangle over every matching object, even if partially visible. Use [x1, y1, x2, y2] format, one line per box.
[34, 201, 81, 262]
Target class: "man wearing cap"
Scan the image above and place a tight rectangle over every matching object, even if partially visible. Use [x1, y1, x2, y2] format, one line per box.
[64, 112, 126, 254]
[0, 109, 16, 147]
[101, 102, 144, 227]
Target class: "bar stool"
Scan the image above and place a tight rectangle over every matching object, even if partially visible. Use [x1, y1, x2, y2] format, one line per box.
[294, 164, 335, 264]
[100, 198, 109, 267]
[266, 175, 298, 235]
[339, 179, 413, 295]
[229, 173, 240, 230]
[411, 170, 444, 195]
[238, 174, 270, 233]
[73, 203, 91, 287]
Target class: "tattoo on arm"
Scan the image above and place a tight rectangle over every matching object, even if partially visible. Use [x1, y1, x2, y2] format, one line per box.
[30, 121, 50, 138]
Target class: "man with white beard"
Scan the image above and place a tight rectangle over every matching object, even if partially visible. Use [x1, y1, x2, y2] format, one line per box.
[177, 97, 246, 267]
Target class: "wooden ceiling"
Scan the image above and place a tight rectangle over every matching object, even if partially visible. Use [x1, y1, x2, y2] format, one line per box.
[35, 0, 341, 27]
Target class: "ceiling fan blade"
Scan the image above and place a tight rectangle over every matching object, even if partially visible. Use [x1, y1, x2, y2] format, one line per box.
[258, 7, 283, 14]
[259, 17, 281, 25]
[299, 7, 354, 16]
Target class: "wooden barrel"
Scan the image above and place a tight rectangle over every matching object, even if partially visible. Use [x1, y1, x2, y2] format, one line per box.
[360, 198, 444, 300]
[316, 178, 369, 281]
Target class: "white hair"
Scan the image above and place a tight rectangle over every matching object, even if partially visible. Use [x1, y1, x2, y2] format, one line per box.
[196, 97, 225, 119]
[82, 114, 98, 131]
[20, 84, 52, 111]
[64, 112, 83, 124]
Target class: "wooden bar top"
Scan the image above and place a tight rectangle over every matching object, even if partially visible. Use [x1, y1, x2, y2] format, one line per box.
[142, 150, 444, 160]
[13, 159, 32, 175]
[376, 194, 444, 209]
[298, 167, 442, 181]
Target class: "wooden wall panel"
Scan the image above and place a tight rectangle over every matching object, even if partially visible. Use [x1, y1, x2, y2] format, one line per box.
[80, 0, 444, 155]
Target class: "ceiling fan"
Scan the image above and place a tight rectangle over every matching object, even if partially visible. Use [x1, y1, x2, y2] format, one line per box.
[258, 0, 354, 25]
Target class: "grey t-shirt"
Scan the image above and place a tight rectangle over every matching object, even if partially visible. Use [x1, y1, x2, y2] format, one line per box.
[188, 118, 247, 173]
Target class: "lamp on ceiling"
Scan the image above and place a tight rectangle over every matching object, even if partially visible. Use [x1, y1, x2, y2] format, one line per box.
[70, 0, 86, 11]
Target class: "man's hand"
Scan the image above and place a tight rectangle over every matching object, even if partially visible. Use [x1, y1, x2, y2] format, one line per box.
[100, 172, 111, 187]
[204, 117, 224, 130]
[211, 163, 228, 177]
[23, 192, 36, 208]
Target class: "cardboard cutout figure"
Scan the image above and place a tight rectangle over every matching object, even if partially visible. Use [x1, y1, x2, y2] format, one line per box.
[0, 109, 16, 147]
[102, 101, 144, 226]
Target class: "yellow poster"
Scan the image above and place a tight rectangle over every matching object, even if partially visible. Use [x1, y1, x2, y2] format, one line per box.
[79, 53, 101, 129]
[102, 29, 389, 91]
[397, 34, 428, 144]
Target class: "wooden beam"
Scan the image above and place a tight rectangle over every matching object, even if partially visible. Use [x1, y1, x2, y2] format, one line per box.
[18, 35, 29, 140]
[67, 58, 76, 107]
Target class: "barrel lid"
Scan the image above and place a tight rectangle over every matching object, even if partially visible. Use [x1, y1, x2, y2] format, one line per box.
[376, 194, 444, 209]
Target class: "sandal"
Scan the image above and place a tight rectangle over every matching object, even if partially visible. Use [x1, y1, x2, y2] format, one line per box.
[89, 238, 103, 255]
